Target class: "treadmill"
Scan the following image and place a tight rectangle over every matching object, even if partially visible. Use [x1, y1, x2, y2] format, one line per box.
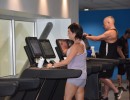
[12, 37, 81, 100]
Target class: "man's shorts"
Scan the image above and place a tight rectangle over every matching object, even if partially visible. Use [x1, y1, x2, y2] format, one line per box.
[117, 64, 126, 75]
[98, 67, 114, 78]
[126, 65, 130, 80]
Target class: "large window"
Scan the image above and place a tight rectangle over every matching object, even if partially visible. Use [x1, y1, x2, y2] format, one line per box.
[0, 19, 12, 76]
[15, 21, 35, 74]
[0, 18, 35, 77]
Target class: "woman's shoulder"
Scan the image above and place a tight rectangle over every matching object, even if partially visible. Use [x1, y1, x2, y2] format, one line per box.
[72, 42, 84, 50]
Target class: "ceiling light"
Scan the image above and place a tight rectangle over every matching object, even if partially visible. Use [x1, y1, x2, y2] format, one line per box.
[84, 8, 89, 11]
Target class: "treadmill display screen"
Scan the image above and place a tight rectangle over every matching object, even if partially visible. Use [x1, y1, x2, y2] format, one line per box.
[56, 39, 74, 57]
[39, 39, 56, 58]
[30, 40, 43, 56]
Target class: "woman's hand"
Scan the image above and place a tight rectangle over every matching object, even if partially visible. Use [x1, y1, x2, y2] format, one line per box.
[46, 63, 53, 68]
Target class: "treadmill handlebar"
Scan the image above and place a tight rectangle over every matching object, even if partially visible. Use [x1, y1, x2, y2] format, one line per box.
[22, 67, 82, 79]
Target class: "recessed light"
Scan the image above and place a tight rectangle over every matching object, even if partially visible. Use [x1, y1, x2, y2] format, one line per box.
[84, 9, 89, 11]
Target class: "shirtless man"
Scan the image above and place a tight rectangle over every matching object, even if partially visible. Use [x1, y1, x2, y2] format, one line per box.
[85, 16, 122, 100]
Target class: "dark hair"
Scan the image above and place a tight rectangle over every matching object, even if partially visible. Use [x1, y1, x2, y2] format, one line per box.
[68, 23, 83, 39]
[125, 28, 130, 34]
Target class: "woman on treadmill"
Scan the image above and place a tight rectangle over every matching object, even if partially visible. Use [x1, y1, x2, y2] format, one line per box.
[47, 23, 87, 100]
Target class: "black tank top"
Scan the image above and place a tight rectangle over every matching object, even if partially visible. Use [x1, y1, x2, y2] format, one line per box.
[99, 29, 118, 59]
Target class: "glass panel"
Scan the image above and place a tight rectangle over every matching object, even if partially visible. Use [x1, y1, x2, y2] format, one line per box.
[0, 19, 12, 77]
[15, 21, 34, 74]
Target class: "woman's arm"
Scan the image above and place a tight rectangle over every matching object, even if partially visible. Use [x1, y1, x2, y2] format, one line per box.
[47, 44, 78, 68]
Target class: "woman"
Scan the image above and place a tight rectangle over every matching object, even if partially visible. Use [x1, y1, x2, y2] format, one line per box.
[47, 23, 87, 100]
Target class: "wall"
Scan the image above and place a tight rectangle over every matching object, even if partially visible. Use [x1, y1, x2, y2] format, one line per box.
[0, 0, 79, 23]
[79, 9, 130, 80]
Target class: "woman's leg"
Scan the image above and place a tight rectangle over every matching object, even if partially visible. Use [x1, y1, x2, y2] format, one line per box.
[64, 82, 77, 100]
[75, 87, 84, 100]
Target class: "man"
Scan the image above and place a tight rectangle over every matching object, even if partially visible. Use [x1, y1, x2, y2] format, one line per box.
[117, 28, 130, 92]
[85, 16, 122, 100]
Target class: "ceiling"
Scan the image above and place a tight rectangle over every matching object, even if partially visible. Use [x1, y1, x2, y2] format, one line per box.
[79, 0, 130, 11]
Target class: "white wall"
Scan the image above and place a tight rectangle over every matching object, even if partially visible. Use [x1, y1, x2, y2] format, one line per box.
[0, 0, 79, 23]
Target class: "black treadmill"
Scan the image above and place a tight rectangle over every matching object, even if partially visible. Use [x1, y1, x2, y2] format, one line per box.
[0, 81, 18, 97]
[12, 37, 82, 100]
[0, 78, 40, 100]
[85, 57, 120, 100]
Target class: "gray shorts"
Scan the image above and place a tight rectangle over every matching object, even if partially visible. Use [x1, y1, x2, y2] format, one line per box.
[67, 78, 86, 88]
